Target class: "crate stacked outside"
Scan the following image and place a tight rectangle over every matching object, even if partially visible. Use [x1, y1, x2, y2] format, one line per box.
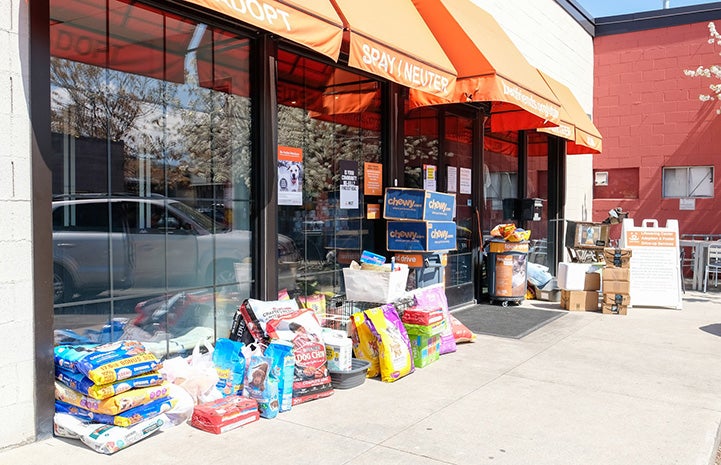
[557, 262, 601, 311]
[601, 247, 632, 315]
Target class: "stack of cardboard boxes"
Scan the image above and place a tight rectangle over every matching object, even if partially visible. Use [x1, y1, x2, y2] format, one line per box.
[601, 248, 632, 315]
[557, 262, 601, 311]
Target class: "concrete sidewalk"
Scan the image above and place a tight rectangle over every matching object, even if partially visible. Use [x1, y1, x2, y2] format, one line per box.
[3, 290, 721, 465]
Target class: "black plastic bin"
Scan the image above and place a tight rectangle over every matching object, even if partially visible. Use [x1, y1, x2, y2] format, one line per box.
[484, 239, 529, 306]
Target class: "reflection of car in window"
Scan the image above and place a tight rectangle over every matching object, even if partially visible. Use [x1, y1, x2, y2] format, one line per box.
[52, 195, 300, 303]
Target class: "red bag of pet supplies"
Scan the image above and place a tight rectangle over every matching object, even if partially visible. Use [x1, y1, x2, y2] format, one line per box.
[190, 395, 259, 434]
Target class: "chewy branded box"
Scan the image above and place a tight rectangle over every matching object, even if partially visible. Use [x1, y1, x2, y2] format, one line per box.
[384, 188, 455, 222]
[387, 221, 457, 252]
[408, 333, 441, 368]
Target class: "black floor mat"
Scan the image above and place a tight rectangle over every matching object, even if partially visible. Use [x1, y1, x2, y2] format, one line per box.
[452, 304, 566, 339]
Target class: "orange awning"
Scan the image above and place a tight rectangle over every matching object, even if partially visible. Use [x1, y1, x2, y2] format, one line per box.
[537, 70, 603, 154]
[410, 0, 561, 132]
[183, 0, 345, 61]
[331, 0, 457, 99]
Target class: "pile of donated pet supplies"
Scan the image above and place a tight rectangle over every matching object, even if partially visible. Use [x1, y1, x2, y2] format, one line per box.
[52, 284, 476, 454]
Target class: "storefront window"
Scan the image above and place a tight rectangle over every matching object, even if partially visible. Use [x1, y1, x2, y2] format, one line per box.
[276, 50, 382, 298]
[483, 131, 519, 233]
[442, 114, 474, 290]
[50, 0, 254, 353]
[526, 132, 549, 267]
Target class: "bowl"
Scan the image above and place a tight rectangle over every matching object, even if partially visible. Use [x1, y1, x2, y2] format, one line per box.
[328, 358, 371, 389]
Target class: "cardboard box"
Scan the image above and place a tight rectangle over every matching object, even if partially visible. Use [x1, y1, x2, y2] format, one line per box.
[602, 267, 631, 282]
[557, 263, 600, 290]
[387, 220, 457, 252]
[560, 290, 599, 311]
[602, 279, 630, 294]
[384, 188, 456, 222]
[601, 293, 630, 315]
[603, 248, 632, 268]
[566, 221, 610, 248]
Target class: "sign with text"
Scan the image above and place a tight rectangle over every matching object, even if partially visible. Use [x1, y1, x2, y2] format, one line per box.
[339, 160, 358, 209]
[620, 218, 682, 309]
[364, 162, 383, 196]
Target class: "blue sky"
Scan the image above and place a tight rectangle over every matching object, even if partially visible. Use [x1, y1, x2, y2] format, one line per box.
[576, 0, 720, 17]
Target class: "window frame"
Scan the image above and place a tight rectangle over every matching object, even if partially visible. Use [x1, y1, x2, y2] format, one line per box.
[662, 166, 714, 199]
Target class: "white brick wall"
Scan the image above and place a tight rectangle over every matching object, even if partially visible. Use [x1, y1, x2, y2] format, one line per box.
[476, 0, 595, 224]
[0, 0, 36, 449]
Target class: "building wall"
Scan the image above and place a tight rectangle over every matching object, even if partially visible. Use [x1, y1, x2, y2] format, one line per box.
[594, 21, 721, 236]
[0, 0, 36, 449]
[479, 0, 596, 223]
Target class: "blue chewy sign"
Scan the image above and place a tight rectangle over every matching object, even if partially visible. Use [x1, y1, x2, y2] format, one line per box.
[387, 221, 456, 252]
[384, 188, 425, 220]
[384, 188, 455, 221]
[423, 191, 455, 222]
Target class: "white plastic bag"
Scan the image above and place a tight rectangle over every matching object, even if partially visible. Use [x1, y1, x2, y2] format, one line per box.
[172, 338, 222, 404]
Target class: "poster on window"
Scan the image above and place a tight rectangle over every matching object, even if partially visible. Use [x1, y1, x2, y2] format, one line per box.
[339, 160, 359, 209]
[364, 162, 383, 196]
[423, 164, 437, 191]
[460, 167, 472, 194]
[447, 166, 458, 193]
[278, 146, 303, 206]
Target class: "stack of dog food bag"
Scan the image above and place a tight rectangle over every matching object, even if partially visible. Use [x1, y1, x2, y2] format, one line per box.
[229, 297, 334, 407]
[601, 247, 633, 315]
[53, 340, 173, 454]
[401, 302, 445, 368]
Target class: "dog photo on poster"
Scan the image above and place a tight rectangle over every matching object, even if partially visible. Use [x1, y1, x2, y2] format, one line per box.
[278, 145, 303, 206]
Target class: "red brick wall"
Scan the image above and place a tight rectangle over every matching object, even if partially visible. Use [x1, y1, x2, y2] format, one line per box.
[593, 21, 721, 237]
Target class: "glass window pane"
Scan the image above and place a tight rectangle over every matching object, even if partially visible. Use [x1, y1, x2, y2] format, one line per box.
[50, 0, 253, 354]
[277, 50, 382, 298]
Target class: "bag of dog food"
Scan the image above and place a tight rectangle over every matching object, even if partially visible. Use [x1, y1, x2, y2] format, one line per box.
[297, 293, 326, 316]
[55, 367, 164, 400]
[54, 412, 167, 454]
[212, 338, 246, 397]
[264, 340, 294, 412]
[266, 309, 334, 405]
[229, 298, 300, 346]
[245, 355, 279, 419]
[55, 396, 176, 427]
[55, 381, 170, 416]
[349, 311, 380, 378]
[54, 340, 160, 385]
[190, 395, 259, 434]
[364, 305, 414, 383]
[450, 315, 476, 343]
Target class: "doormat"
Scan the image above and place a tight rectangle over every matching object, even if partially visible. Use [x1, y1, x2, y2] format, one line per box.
[451, 304, 566, 339]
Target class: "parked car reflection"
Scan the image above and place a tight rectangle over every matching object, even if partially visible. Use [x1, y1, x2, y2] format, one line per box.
[52, 194, 300, 304]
